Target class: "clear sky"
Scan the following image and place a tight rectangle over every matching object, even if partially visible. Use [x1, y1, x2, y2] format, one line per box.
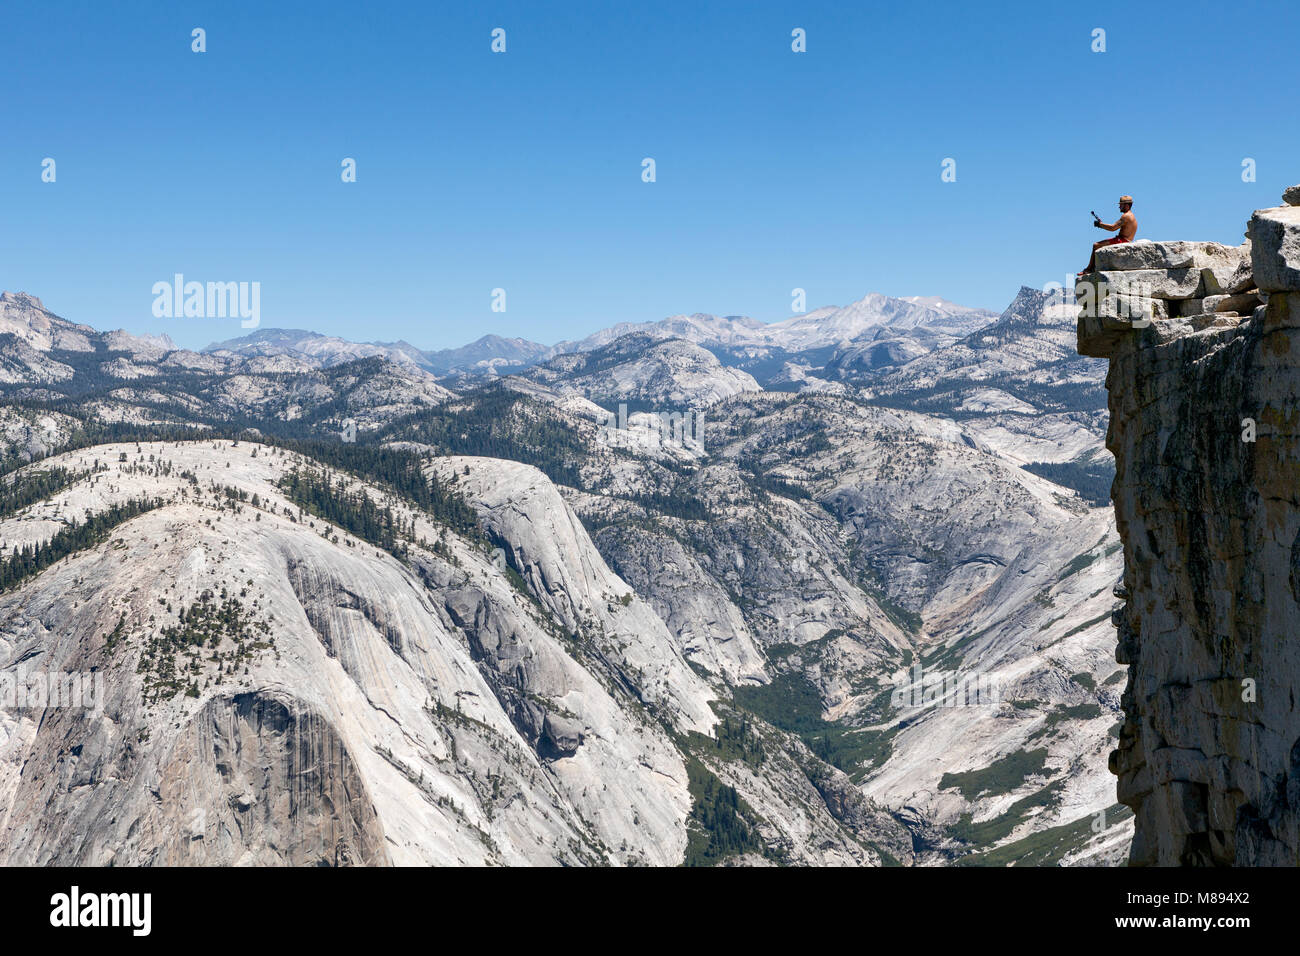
[3, 0, 1297, 351]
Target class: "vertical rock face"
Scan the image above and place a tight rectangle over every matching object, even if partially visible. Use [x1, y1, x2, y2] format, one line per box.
[1079, 191, 1300, 865]
[159, 692, 391, 866]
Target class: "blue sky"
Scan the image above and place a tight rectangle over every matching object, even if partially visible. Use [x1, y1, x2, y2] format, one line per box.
[3, 0, 1297, 350]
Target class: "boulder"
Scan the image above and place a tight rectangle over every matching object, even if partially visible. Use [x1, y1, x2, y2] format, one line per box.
[1098, 294, 1167, 321]
[1195, 241, 1254, 295]
[1077, 274, 1181, 309]
[1077, 309, 1154, 358]
[1210, 291, 1263, 314]
[1248, 205, 1300, 292]
[1283, 184, 1300, 206]
[1260, 291, 1300, 331]
[1095, 240, 1199, 271]
[1178, 293, 1263, 318]
[1085, 268, 1201, 300]
[1094, 241, 1253, 297]
[541, 713, 585, 757]
[1075, 272, 1175, 358]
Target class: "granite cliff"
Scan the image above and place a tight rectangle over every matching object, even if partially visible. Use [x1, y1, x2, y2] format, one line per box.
[1078, 188, 1300, 865]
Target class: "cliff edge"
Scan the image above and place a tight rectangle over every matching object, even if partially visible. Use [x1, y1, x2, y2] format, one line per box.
[1078, 188, 1300, 865]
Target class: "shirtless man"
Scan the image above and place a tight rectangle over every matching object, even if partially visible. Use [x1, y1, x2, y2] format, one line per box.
[1079, 195, 1137, 276]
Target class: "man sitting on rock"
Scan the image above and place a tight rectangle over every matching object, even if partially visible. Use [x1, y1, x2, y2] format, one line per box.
[1079, 195, 1137, 276]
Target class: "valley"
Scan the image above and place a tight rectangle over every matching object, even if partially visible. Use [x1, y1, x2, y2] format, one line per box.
[0, 286, 1129, 865]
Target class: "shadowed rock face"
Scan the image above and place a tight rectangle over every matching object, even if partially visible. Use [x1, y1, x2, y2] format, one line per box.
[1086, 189, 1300, 866]
[161, 692, 390, 866]
[0, 684, 389, 866]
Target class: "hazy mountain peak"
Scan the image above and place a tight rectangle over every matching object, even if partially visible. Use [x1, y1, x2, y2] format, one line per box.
[103, 328, 177, 355]
[0, 290, 98, 353]
[527, 330, 760, 406]
[205, 327, 431, 371]
[0, 291, 47, 313]
[768, 292, 999, 349]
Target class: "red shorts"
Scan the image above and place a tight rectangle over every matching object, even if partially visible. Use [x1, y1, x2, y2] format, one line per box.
[1098, 236, 1131, 246]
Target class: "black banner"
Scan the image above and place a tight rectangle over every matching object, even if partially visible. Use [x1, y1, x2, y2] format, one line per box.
[0, 864, 1273, 943]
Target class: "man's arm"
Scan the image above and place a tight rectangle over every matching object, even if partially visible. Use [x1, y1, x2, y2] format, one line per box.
[1096, 219, 1120, 231]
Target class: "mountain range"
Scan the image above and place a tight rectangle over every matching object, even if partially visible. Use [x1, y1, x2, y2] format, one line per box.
[0, 284, 1129, 866]
[202, 292, 999, 378]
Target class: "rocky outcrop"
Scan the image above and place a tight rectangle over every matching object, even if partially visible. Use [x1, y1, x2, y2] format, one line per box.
[1248, 205, 1300, 292]
[1077, 241, 1259, 358]
[526, 334, 760, 408]
[1079, 188, 1300, 865]
[159, 691, 391, 865]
